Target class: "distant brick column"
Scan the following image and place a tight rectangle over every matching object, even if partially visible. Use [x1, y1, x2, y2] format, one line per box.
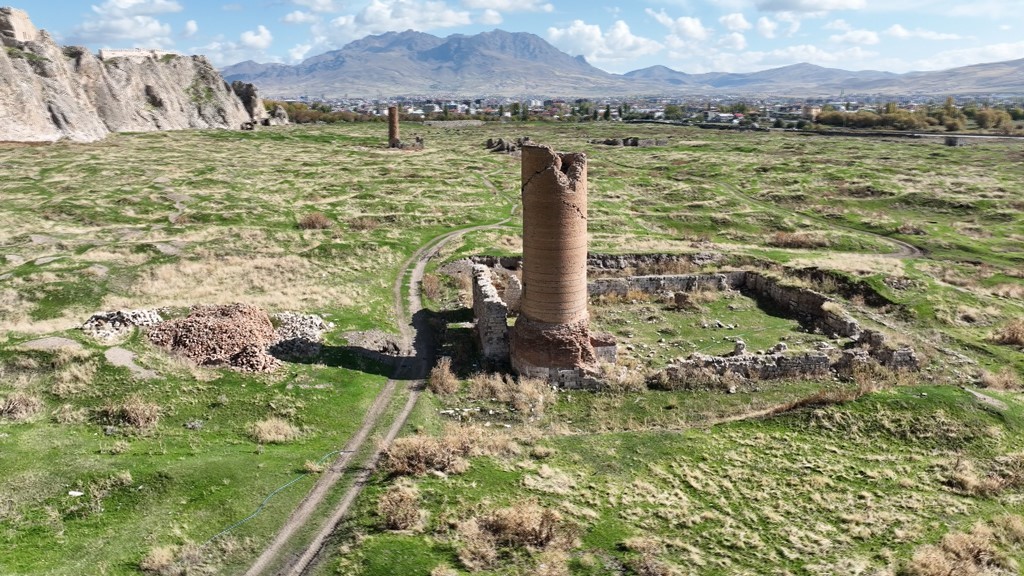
[388, 106, 400, 148]
[510, 144, 595, 377]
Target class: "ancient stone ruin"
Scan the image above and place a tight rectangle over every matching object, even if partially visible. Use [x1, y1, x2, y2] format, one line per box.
[485, 136, 532, 154]
[507, 145, 615, 385]
[589, 137, 668, 147]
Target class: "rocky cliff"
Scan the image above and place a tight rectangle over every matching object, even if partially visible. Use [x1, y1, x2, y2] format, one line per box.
[0, 7, 266, 143]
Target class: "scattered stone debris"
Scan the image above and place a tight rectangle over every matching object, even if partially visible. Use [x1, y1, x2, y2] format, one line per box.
[82, 309, 163, 341]
[270, 312, 333, 360]
[589, 137, 667, 147]
[485, 136, 532, 154]
[147, 303, 281, 372]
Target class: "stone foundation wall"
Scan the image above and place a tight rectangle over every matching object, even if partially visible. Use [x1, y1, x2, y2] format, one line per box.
[470, 264, 509, 363]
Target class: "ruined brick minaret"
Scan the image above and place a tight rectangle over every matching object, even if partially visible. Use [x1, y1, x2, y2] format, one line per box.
[387, 106, 400, 148]
[510, 145, 596, 378]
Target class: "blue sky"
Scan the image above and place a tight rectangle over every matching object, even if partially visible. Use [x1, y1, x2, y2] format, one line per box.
[25, 0, 1024, 73]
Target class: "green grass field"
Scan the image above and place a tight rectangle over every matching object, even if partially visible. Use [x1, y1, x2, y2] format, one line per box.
[1, 122, 1022, 575]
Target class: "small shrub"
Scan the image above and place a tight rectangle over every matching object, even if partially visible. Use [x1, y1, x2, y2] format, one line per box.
[903, 524, 1013, 576]
[120, 394, 161, 429]
[250, 417, 300, 444]
[457, 519, 499, 571]
[303, 460, 324, 473]
[377, 480, 421, 530]
[139, 545, 176, 575]
[767, 231, 830, 249]
[422, 273, 442, 302]
[992, 319, 1024, 347]
[980, 368, 1021, 391]
[596, 362, 647, 394]
[53, 403, 87, 424]
[51, 362, 97, 397]
[0, 392, 43, 421]
[627, 554, 681, 576]
[297, 212, 333, 230]
[481, 502, 577, 550]
[383, 435, 467, 476]
[429, 357, 460, 395]
[348, 216, 379, 231]
[510, 378, 555, 420]
[469, 372, 512, 401]
[430, 565, 459, 576]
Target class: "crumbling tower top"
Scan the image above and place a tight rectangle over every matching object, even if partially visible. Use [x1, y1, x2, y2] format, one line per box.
[0, 7, 38, 45]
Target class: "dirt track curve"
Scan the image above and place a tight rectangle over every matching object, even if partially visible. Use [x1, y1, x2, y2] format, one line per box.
[242, 175, 516, 576]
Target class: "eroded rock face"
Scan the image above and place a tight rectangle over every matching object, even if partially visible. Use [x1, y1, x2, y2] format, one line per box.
[0, 9, 260, 142]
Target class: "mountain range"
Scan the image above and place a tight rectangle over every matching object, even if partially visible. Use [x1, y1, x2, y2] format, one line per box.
[222, 29, 1024, 98]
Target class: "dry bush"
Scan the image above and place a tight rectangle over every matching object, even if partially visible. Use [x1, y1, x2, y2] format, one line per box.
[622, 536, 665, 555]
[430, 565, 459, 576]
[945, 454, 1024, 497]
[534, 550, 571, 576]
[49, 346, 91, 369]
[979, 369, 1022, 391]
[377, 480, 421, 530]
[52, 403, 88, 424]
[51, 362, 97, 398]
[456, 503, 577, 572]
[627, 554, 682, 576]
[990, 284, 1024, 299]
[992, 515, 1024, 544]
[303, 460, 324, 473]
[648, 365, 732, 393]
[992, 319, 1024, 348]
[768, 231, 830, 249]
[510, 378, 556, 420]
[139, 545, 176, 575]
[118, 395, 161, 429]
[469, 372, 513, 401]
[0, 392, 42, 421]
[428, 357, 460, 395]
[422, 273, 442, 302]
[297, 212, 333, 230]
[250, 417, 300, 444]
[383, 435, 467, 477]
[903, 523, 1015, 576]
[457, 518, 499, 571]
[348, 216, 379, 231]
[596, 362, 647, 394]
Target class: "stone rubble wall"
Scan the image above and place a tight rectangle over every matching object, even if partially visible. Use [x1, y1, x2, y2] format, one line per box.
[668, 350, 831, 380]
[471, 264, 510, 363]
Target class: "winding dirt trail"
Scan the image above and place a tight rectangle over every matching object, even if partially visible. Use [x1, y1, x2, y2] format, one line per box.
[243, 176, 516, 576]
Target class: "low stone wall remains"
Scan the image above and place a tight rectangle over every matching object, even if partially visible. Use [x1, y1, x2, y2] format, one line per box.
[470, 264, 509, 363]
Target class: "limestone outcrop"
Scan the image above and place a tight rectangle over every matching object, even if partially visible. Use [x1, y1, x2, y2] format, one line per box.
[0, 7, 265, 142]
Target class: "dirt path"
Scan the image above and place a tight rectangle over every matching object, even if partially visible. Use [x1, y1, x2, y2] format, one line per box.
[243, 177, 516, 576]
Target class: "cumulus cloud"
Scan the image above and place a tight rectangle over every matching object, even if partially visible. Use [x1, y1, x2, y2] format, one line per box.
[183, 19, 197, 37]
[478, 9, 502, 24]
[462, 0, 553, 12]
[829, 29, 879, 45]
[547, 19, 662, 64]
[719, 31, 747, 50]
[719, 13, 752, 31]
[756, 16, 778, 38]
[241, 25, 273, 49]
[775, 12, 803, 36]
[884, 24, 963, 40]
[823, 18, 850, 30]
[71, 0, 183, 47]
[646, 9, 710, 41]
[283, 10, 319, 24]
[288, 43, 313, 62]
[914, 40, 1024, 70]
[755, 0, 865, 11]
[325, 0, 471, 42]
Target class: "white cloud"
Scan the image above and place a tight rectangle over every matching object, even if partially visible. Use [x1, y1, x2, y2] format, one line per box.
[183, 19, 197, 37]
[775, 11, 803, 36]
[913, 40, 1024, 70]
[823, 18, 850, 30]
[829, 29, 879, 45]
[293, 0, 344, 12]
[547, 19, 662, 64]
[71, 0, 183, 47]
[462, 0, 553, 12]
[719, 13, 752, 31]
[283, 10, 319, 24]
[647, 9, 710, 40]
[478, 9, 503, 24]
[748, 43, 877, 66]
[755, 0, 865, 11]
[288, 43, 312, 61]
[91, 0, 183, 15]
[240, 25, 273, 49]
[325, 0, 471, 42]
[720, 31, 747, 50]
[191, 39, 279, 66]
[884, 24, 963, 40]
[756, 16, 777, 38]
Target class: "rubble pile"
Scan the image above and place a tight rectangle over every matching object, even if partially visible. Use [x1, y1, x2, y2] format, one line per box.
[270, 312, 333, 359]
[147, 303, 281, 372]
[82, 309, 163, 340]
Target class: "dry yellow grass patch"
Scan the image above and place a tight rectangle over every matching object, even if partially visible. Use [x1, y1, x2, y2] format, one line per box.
[992, 319, 1024, 348]
[904, 523, 1017, 576]
[0, 391, 43, 421]
[249, 417, 300, 444]
[139, 545, 176, 575]
[377, 480, 422, 530]
[428, 357, 459, 395]
[788, 254, 906, 277]
[979, 369, 1021, 391]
